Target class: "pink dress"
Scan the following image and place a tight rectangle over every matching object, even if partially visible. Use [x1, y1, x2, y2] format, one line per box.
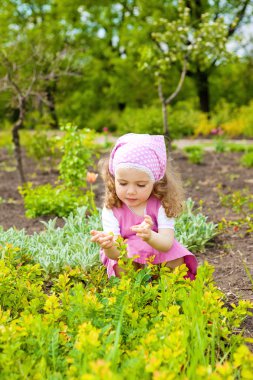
[100, 196, 198, 280]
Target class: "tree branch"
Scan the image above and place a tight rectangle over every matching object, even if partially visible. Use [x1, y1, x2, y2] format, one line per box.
[158, 82, 164, 103]
[0, 53, 23, 97]
[165, 58, 187, 105]
[25, 68, 38, 98]
[228, 0, 251, 37]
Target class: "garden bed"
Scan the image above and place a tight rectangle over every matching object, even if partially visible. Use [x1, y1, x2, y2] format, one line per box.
[0, 145, 252, 337]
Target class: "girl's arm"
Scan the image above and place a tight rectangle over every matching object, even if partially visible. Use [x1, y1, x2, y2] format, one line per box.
[103, 245, 121, 260]
[131, 215, 174, 252]
[148, 228, 174, 252]
[90, 207, 122, 260]
[90, 230, 120, 260]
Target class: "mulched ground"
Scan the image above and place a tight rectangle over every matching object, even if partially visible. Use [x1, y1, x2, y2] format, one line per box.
[0, 146, 253, 337]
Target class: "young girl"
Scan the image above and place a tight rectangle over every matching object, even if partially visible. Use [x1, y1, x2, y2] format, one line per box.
[91, 133, 197, 280]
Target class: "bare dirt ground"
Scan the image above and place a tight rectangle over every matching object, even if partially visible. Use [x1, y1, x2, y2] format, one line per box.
[0, 145, 252, 337]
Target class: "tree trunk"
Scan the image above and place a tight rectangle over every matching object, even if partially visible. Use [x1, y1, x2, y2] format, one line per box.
[162, 99, 171, 151]
[46, 83, 59, 129]
[12, 98, 26, 183]
[162, 99, 168, 135]
[158, 84, 171, 152]
[196, 68, 210, 114]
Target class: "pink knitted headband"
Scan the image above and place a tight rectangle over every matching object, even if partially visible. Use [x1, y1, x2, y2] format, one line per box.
[109, 133, 167, 182]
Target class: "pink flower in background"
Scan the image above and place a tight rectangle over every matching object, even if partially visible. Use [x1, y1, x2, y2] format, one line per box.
[211, 127, 223, 136]
[86, 172, 98, 184]
[103, 127, 109, 133]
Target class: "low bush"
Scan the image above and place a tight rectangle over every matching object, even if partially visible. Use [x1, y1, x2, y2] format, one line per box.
[58, 125, 97, 188]
[211, 98, 237, 127]
[86, 109, 120, 132]
[226, 142, 253, 153]
[0, 241, 251, 379]
[214, 137, 226, 153]
[240, 152, 253, 168]
[19, 125, 99, 219]
[118, 105, 163, 135]
[221, 100, 253, 138]
[168, 100, 200, 139]
[183, 146, 205, 164]
[0, 245, 46, 317]
[193, 113, 215, 136]
[118, 101, 200, 139]
[0, 207, 101, 273]
[26, 131, 61, 167]
[19, 183, 90, 218]
[176, 198, 217, 252]
[193, 100, 253, 138]
[0, 131, 13, 154]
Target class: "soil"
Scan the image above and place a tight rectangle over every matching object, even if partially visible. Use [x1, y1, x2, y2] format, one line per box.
[0, 146, 253, 337]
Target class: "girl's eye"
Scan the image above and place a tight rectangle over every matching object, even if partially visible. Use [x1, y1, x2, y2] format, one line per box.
[119, 183, 127, 186]
[137, 184, 146, 188]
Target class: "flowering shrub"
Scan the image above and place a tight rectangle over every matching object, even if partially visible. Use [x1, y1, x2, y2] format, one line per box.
[0, 242, 251, 379]
[193, 100, 253, 138]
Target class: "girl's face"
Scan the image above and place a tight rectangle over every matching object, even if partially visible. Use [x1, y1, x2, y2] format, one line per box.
[115, 167, 154, 209]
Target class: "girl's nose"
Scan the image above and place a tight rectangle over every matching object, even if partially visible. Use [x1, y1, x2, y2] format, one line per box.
[127, 185, 136, 195]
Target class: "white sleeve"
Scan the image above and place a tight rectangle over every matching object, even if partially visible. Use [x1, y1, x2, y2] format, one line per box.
[157, 205, 175, 229]
[102, 207, 120, 235]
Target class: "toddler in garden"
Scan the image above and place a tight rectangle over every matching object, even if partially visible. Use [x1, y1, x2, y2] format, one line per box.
[90, 133, 197, 280]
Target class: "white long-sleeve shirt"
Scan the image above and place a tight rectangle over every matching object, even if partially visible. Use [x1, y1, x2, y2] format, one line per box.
[102, 205, 175, 235]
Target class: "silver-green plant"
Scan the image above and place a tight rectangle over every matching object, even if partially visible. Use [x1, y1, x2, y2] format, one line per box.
[0, 207, 101, 273]
[0, 199, 217, 273]
[175, 198, 217, 252]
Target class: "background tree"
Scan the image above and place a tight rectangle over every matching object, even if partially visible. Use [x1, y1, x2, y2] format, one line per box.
[185, 0, 252, 113]
[137, 1, 229, 142]
[0, 0, 81, 182]
[0, 0, 252, 137]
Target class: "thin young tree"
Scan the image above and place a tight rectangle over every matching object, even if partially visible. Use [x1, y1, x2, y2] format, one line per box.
[138, 2, 230, 145]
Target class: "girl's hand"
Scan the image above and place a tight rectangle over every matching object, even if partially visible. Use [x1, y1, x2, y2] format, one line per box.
[131, 215, 154, 242]
[90, 230, 115, 249]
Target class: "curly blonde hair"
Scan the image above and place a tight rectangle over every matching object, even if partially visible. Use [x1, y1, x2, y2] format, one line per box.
[99, 156, 185, 218]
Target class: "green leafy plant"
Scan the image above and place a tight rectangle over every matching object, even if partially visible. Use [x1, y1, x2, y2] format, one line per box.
[214, 136, 226, 153]
[240, 152, 253, 168]
[58, 124, 97, 188]
[19, 183, 89, 218]
[183, 146, 205, 164]
[19, 125, 99, 218]
[0, 199, 217, 275]
[118, 105, 163, 135]
[218, 187, 253, 234]
[0, 240, 252, 378]
[226, 142, 253, 153]
[0, 244, 46, 317]
[219, 188, 253, 216]
[0, 207, 101, 273]
[26, 131, 61, 169]
[175, 198, 217, 252]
